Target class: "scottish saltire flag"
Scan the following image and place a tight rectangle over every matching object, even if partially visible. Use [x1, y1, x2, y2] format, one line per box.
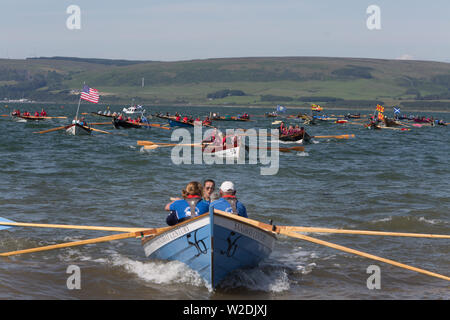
[80, 85, 99, 103]
[393, 107, 401, 114]
[276, 105, 286, 113]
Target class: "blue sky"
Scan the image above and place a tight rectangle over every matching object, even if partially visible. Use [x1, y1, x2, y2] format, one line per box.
[1, 0, 449, 62]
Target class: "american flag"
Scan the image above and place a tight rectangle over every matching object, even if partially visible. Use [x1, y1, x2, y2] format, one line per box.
[80, 85, 99, 103]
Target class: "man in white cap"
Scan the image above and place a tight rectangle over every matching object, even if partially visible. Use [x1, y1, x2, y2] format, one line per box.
[209, 181, 247, 218]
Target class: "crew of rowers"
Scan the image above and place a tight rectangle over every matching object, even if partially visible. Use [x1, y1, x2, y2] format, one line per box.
[164, 180, 247, 226]
[116, 113, 148, 123]
[11, 109, 47, 117]
[173, 112, 212, 125]
[278, 122, 307, 136]
[201, 129, 239, 150]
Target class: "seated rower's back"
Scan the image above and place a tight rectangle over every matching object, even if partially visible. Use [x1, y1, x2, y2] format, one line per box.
[165, 181, 210, 226]
[209, 181, 247, 218]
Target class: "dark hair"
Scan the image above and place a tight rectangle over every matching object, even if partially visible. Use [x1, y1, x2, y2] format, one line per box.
[203, 179, 215, 186]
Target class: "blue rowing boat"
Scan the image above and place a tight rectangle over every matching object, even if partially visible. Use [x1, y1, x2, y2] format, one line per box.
[168, 119, 194, 127]
[141, 210, 276, 288]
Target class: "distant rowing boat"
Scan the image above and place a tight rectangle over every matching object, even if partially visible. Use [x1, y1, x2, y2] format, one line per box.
[157, 115, 211, 128]
[65, 123, 93, 135]
[113, 118, 142, 129]
[91, 112, 117, 118]
[279, 132, 312, 144]
[11, 114, 46, 122]
[202, 144, 243, 160]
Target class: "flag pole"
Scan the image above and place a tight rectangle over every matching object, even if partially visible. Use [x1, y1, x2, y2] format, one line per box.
[75, 82, 85, 121]
[75, 96, 82, 121]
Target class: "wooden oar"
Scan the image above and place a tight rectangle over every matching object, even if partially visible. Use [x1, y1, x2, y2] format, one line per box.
[248, 146, 305, 153]
[42, 116, 68, 119]
[280, 226, 450, 239]
[86, 126, 112, 134]
[137, 140, 203, 147]
[281, 230, 450, 281]
[213, 210, 450, 282]
[143, 144, 203, 150]
[33, 124, 73, 134]
[136, 123, 171, 130]
[0, 225, 172, 257]
[90, 122, 114, 126]
[0, 232, 139, 257]
[0, 219, 148, 233]
[312, 134, 355, 139]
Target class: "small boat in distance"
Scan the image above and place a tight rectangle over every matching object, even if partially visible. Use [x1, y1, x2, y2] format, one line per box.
[122, 104, 146, 115]
[66, 122, 93, 135]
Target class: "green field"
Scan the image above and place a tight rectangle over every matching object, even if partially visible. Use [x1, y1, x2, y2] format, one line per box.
[1, 56, 450, 110]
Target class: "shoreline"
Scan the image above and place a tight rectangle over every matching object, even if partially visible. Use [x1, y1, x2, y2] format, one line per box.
[3, 101, 450, 114]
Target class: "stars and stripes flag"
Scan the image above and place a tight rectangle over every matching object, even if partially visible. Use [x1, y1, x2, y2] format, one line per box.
[80, 85, 99, 103]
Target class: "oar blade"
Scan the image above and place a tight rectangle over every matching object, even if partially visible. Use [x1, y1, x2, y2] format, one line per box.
[137, 140, 154, 146]
[0, 217, 15, 231]
[143, 145, 159, 150]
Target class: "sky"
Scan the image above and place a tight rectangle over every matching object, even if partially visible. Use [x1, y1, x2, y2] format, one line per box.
[1, 0, 449, 62]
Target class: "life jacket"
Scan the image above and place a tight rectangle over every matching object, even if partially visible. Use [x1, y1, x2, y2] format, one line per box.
[185, 195, 202, 217]
[222, 195, 238, 214]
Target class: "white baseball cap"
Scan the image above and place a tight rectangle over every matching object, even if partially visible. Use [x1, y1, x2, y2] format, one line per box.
[220, 181, 235, 192]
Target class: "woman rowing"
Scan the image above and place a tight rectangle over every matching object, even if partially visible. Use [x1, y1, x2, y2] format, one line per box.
[164, 181, 210, 226]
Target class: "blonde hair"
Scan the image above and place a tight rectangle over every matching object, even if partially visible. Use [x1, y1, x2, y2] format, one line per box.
[182, 181, 203, 199]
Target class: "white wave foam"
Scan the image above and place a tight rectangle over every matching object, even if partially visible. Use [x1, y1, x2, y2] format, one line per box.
[296, 151, 309, 157]
[418, 217, 441, 225]
[297, 262, 317, 275]
[221, 267, 290, 293]
[371, 217, 392, 223]
[109, 254, 207, 287]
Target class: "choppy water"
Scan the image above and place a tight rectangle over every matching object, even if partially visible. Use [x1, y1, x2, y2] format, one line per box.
[0, 103, 449, 300]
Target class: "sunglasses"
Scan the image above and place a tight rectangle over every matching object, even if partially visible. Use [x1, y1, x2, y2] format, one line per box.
[205, 187, 214, 190]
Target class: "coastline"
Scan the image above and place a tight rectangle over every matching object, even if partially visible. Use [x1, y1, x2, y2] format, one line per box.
[3, 101, 449, 114]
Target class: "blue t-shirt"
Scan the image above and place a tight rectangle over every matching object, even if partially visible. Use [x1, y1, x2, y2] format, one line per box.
[209, 197, 248, 218]
[166, 198, 209, 225]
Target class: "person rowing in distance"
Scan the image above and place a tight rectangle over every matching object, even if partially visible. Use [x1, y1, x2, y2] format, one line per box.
[209, 181, 247, 218]
[164, 181, 210, 226]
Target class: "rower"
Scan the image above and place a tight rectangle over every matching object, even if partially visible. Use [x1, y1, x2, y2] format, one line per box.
[202, 179, 216, 204]
[164, 181, 210, 226]
[40, 109, 47, 117]
[34, 111, 40, 117]
[209, 181, 247, 218]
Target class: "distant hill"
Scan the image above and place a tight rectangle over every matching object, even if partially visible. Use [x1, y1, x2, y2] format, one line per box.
[1, 56, 450, 110]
